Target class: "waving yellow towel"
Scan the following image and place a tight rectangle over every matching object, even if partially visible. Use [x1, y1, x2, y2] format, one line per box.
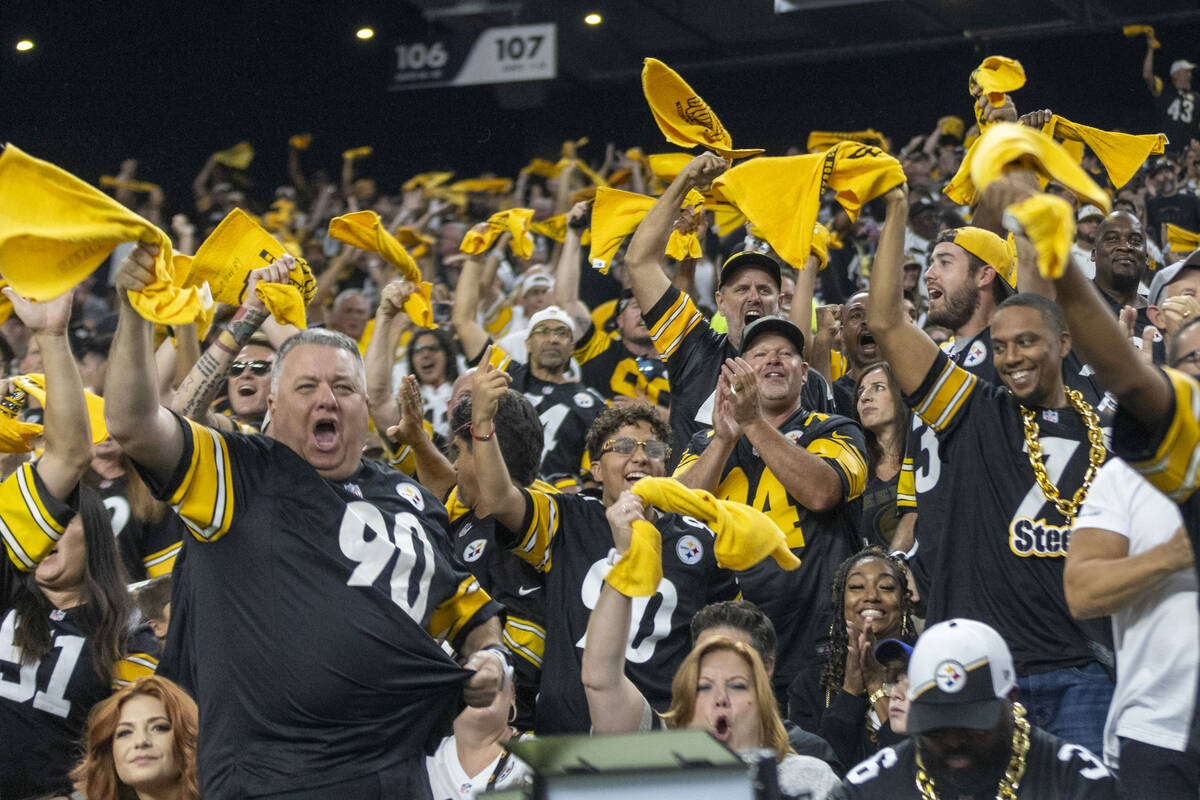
[642, 58, 763, 161]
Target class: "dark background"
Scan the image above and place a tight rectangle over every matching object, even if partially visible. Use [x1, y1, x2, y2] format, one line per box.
[3, 0, 1199, 217]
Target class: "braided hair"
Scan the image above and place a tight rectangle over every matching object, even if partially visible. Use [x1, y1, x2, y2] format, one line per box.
[818, 547, 916, 701]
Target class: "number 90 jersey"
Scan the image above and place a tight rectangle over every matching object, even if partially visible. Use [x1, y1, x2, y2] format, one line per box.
[136, 414, 502, 798]
[497, 490, 740, 735]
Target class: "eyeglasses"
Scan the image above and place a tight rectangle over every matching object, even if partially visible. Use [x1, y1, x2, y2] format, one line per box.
[411, 344, 440, 355]
[530, 325, 572, 340]
[601, 437, 670, 461]
[1171, 349, 1200, 369]
[229, 360, 272, 378]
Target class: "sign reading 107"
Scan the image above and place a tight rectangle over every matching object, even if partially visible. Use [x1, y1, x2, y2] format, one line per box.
[389, 23, 557, 91]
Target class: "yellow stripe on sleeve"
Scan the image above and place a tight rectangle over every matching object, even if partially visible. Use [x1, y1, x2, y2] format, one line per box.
[0, 464, 70, 572]
[169, 420, 235, 542]
[672, 451, 700, 476]
[1131, 368, 1200, 501]
[574, 324, 612, 363]
[806, 431, 869, 500]
[427, 575, 493, 645]
[483, 302, 513, 337]
[647, 291, 702, 359]
[111, 653, 159, 688]
[142, 541, 181, 578]
[510, 490, 557, 572]
[503, 615, 546, 668]
[896, 458, 917, 508]
[912, 359, 977, 432]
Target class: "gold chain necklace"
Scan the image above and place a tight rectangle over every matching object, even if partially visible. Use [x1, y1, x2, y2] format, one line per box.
[1020, 388, 1105, 525]
[914, 702, 1030, 800]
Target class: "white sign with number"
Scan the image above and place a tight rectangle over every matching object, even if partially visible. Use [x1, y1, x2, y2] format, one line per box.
[391, 23, 556, 91]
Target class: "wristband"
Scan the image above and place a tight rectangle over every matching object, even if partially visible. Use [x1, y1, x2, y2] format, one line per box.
[470, 424, 494, 441]
[481, 644, 514, 688]
[868, 687, 888, 705]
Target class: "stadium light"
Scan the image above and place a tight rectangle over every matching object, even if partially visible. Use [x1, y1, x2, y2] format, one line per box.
[15, 40, 34, 52]
[356, 27, 375, 40]
[584, 13, 602, 25]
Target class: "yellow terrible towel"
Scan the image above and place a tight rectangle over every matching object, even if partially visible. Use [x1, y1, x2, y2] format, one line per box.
[587, 188, 704, 273]
[460, 208, 535, 259]
[944, 123, 1112, 212]
[0, 144, 206, 324]
[969, 56, 1025, 129]
[1004, 194, 1075, 279]
[631, 477, 800, 571]
[712, 142, 905, 269]
[1166, 223, 1200, 254]
[393, 226, 435, 258]
[213, 141, 255, 170]
[1041, 115, 1167, 189]
[0, 373, 108, 454]
[1123, 24, 1160, 48]
[806, 129, 891, 154]
[642, 58, 763, 161]
[604, 521, 664, 598]
[450, 177, 513, 194]
[328, 211, 434, 328]
[402, 171, 454, 192]
[99, 176, 160, 194]
[182, 209, 315, 328]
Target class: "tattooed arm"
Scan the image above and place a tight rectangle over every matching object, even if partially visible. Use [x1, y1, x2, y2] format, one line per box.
[170, 257, 294, 431]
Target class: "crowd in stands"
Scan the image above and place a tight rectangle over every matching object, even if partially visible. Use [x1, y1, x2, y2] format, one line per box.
[2, 28, 1200, 800]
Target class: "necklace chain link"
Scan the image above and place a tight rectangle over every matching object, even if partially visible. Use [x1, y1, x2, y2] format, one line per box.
[1020, 389, 1105, 525]
[914, 702, 1031, 800]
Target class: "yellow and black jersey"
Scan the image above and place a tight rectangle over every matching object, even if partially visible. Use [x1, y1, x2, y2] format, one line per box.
[0, 607, 158, 799]
[0, 463, 75, 594]
[573, 321, 670, 409]
[135, 413, 501, 798]
[676, 409, 868, 697]
[642, 285, 835, 460]
[1110, 367, 1200, 751]
[902, 349, 1111, 676]
[898, 328, 1107, 600]
[496, 489, 740, 734]
[95, 475, 184, 581]
[469, 345, 607, 490]
[447, 485, 546, 731]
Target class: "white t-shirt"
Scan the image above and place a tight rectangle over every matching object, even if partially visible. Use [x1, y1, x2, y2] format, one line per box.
[1073, 457, 1198, 765]
[424, 735, 531, 800]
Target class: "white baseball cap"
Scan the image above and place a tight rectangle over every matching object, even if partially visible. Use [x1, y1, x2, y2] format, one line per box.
[1171, 59, 1197, 74]
[906, 619, 1016, 735]
[526, 306, 576, 339]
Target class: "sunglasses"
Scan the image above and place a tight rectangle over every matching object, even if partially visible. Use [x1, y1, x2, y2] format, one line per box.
[601, 437, 670, 461]
[229, 360, 272, 378]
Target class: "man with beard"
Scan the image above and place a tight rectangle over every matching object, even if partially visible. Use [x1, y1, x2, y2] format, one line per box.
[870, 186, 1115, 755]
[454, 258, 605, 489]
[675, 316, 868, 702]
[1091, 210, 1153, 335]
[625, 153, 834, 459]
[830, 619, 1120, 799]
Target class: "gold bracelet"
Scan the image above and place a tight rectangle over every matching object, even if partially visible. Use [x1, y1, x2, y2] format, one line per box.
[867, 687, 887, 705]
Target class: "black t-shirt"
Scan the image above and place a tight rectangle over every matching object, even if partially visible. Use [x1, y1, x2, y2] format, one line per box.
[859, 473, 900, 548]
[642, 285, 834, 460]
[830, 722, 1120, 799]
[678, 408, 869, 697]
[496, 490, 740, 734]
[1155, 86, 1200, 156]
[137, 414, 500, 798]
[1146, 191, 1200, 247]
[902, 350, 1111, 675]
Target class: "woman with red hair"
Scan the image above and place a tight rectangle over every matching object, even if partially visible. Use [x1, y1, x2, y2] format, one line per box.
[71, 675, 199, 800]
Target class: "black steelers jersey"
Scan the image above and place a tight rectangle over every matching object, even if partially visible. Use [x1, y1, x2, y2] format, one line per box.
[897, 328, 1107, 600]
[0, 608, 159, 799]
[1110, 366, 1200, 753]
[476, 346, 607, 490]
[831, 373, 857, 418]
[902, 350, 1110, 675]
[830, 724, 1120, 799]
[496, 489, 740, 734]
[573, 322, 671, 409]
[0, 463, 157, 799]
[1155, 86, 1199, 156]
[95, 474, 185, 581]
[642, 285, 835, 461]
[676, 409, 869, 697]
[135, 413, 501, 798]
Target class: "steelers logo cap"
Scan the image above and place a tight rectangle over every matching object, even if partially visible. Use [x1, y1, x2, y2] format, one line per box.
[905, 618, 1016, 735]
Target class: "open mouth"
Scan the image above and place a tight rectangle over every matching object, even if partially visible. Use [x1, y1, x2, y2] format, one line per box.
[858, 331, 877, 355]
[713, 715, 731, 741]
[927, 286, 943, 302]
[236, 384, 258, 397]
[744, 310, 763, 326]
[313, 419, 339, 450]
[624, 471, 648, 484]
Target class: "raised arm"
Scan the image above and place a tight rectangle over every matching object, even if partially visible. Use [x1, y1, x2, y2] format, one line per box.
[552, 202, 594, 334]
[467, 348, 528, 532]
[581, 494, 656, 733]
[105, 243, 186, 482]
[625, 152, 727, 315]
[1143, 39, 1160, 95]
[867, 185, 941, 395]
[386, 375, 457, 498]
[170, 257, 294, 431]
[451, 255, 491, 363]
[1051, 256, 1173, 423]
[4, 290, 91, 499]
[364, 280, 411, 433]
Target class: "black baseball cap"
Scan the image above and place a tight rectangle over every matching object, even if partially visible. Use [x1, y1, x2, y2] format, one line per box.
[718, 251, 782, 290]
[739, 315, 806, 357]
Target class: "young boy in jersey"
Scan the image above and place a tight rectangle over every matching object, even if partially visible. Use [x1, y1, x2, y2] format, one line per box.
[467, 347, 740, 734]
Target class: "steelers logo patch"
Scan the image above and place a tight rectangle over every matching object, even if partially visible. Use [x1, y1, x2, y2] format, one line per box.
[963, 340, 987, 368]
[396, 483, 425, 511]
[574, 392, 595, 409]
[935, 659, 967, 693]
[676, 535, 703, 565]
[464, 539, 487, 563]
[785, 430, 803, 445]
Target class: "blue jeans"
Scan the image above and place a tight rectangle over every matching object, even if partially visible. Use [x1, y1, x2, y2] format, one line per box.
[1016, 662, 1113, 757]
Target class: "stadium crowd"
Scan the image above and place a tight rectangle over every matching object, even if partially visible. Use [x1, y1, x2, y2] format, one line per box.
[2, 28, 1200, 800]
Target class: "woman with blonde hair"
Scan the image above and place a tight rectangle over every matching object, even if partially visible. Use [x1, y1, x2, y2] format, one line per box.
[71, 675, 199, 800]
[581, 492, 840, 799]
